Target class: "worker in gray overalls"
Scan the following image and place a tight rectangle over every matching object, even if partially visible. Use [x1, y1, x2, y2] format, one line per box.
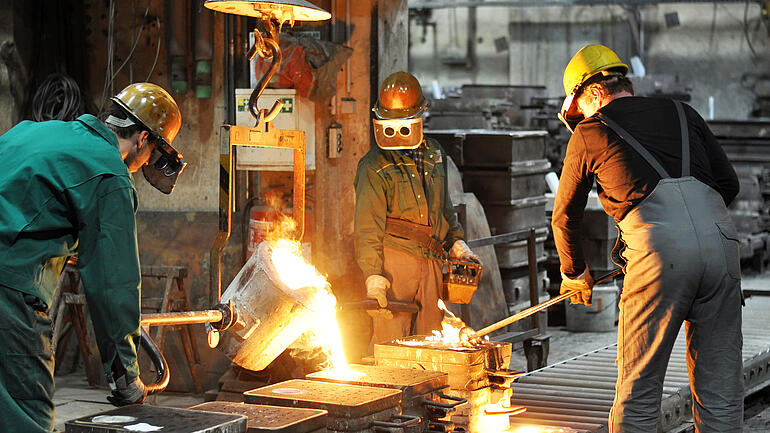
[552, 44, 743, 433]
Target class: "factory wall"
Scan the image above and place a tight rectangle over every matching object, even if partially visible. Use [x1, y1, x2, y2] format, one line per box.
[409, 3, 770, 119]
[79, 0, 380, 386]
[0, 0, 381, 391]
[0, 2, 16, 133]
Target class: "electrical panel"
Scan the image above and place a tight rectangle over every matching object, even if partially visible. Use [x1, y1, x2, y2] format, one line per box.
[234, 88, 316, 170]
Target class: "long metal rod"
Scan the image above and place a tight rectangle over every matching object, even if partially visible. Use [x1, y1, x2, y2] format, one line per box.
[527, 228, 540, 331]
[466, 226, 548, 248]
[141, 310, 224, 327]
[475, 268, 622, 338]
[409, 0, 756, 8]
[345, 0, 351, 94]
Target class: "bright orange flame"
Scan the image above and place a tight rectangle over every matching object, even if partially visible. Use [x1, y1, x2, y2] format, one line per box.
[425, 300, 479, 346]
[266, 225, 354, 375]
[259, 199, 360, 377]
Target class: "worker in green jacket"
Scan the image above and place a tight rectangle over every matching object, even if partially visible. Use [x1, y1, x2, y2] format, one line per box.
[0, 83, 185, 432]
[354, 72, 479, 344]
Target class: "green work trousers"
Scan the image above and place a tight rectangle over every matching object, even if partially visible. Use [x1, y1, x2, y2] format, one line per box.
[0, 287, 55, 433]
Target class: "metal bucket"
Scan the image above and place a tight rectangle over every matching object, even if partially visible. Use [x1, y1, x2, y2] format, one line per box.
[565, 281, 618, 332]
[217, 241, 327, 371]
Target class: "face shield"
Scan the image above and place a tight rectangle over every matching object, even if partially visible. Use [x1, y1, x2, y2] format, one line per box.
[142, 140, 187, 194]
[558, 92, 584, 134]
[372, 117, 423, 150]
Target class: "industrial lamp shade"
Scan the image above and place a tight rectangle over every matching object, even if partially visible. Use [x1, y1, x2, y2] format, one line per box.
[203, 0, 331, 21]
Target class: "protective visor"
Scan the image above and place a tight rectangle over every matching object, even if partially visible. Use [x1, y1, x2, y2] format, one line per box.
[558, 92, 584, 134]
[142, 140, 187, 194]
[372, 118, 423, 150]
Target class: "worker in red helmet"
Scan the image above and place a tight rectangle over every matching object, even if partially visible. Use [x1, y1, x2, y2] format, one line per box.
[552, 44, 742, 432]
[0, 83, 185, 432]
[354, 71, 479, 344]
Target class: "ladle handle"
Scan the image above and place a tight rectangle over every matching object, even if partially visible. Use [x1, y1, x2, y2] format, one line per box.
[343, 299, 420, 313]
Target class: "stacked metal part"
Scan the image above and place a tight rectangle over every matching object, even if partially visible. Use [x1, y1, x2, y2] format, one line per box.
[425, 85, 547, 131]
[244, 379, 411, 432]
[426, 129, 551, 333]
[65, 405, 248, 433]
[708, 120, 770, 271]
[373, 339, 522, 432]
[191, 402, 328, 433]
[306, 364, 465, 432]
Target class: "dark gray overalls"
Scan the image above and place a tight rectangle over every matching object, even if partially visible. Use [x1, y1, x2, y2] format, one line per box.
[597, 101, 744, 433]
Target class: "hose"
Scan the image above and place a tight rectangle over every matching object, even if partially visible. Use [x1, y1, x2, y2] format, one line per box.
[139, 327, 170, 394]
[30, 73, 83, 122]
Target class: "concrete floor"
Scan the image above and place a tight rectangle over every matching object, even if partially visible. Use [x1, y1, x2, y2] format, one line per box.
[52, 270, 770, 432]
[53, 374, 205, 431]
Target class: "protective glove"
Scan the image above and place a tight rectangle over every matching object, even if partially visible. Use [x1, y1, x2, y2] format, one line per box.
[560, 267, 595, 306]
[450, 240, 481, 264]
[365, 274, 393, 320]
[107, 375, 147, 407]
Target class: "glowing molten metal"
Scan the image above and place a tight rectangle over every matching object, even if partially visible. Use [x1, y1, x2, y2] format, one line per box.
[267, 236, 357, 377]
[397, 300, 482, 348]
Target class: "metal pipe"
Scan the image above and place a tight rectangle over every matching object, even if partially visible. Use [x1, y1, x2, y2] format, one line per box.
[166, 0, 189, 94]
[409, 0, 750, 8]
[209, 138, 234, 307]
[527, 228, 540, 331]
[512, 396, 614, 410]
[466, 0, 477, 70]
[141, 309, 224, 327]
[509, 417, 602, 432]
[466, 226, 548, 248]
[345, 0, 351, 94]
[140, 327, 171, 394]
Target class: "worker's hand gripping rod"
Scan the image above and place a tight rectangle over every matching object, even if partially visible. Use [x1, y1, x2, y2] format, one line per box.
[471, 268, 623, 339]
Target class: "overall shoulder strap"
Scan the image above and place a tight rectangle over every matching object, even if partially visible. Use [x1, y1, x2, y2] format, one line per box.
[673, 100, 690, 177]
[595, 112, 671, 179]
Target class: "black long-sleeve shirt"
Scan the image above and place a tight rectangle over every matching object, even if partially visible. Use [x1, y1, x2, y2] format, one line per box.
[552, 96, 740, 278]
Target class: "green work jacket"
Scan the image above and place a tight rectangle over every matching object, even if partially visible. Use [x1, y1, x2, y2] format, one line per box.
[354, 137, 464, 279]
[0, 114, 142, 381]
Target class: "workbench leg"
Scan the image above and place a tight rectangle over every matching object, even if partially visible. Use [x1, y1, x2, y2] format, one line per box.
[72, 305, 100, 386]
[51, 300, 69, 357]
[179, 327, 203, 395]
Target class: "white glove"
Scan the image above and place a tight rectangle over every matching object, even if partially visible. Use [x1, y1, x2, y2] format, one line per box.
[450, 240, 480, 263]
[365, 275, 392, 320]
[560, 266, 595, 306]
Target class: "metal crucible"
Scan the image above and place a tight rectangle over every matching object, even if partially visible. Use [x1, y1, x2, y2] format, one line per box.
[216, 241, 329, 371]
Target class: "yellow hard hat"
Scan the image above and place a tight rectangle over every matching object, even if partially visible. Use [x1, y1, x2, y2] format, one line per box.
[373, 72, 427, 120]
[111, 83, 182, 148]
[559, 44, 628, 132]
